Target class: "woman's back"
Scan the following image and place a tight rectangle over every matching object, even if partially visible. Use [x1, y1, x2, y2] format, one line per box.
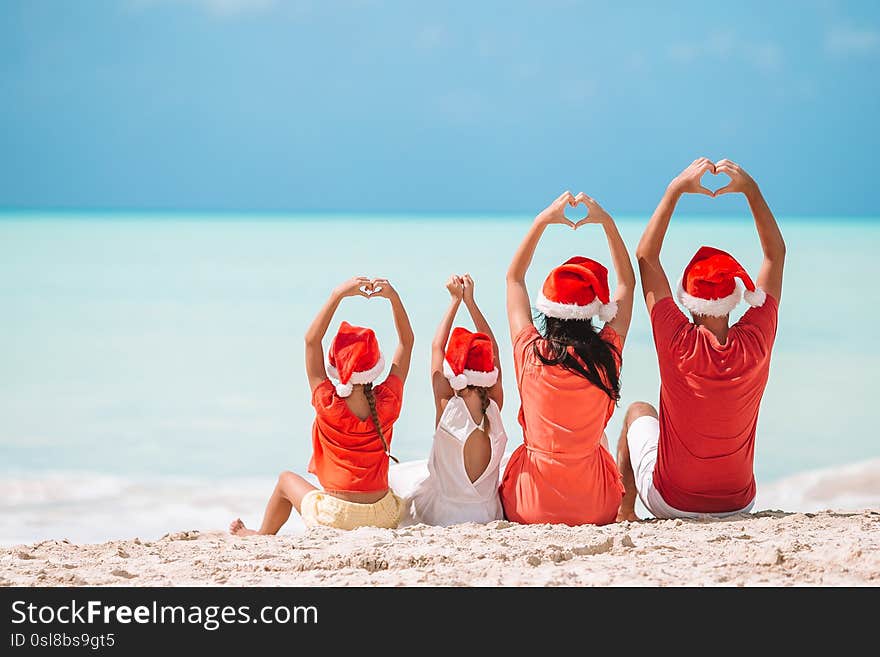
[500, 324, 624, 526]
[518, 327, 617, 455]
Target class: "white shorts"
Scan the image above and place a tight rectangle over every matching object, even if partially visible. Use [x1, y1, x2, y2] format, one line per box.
[626, 415, 755, 520]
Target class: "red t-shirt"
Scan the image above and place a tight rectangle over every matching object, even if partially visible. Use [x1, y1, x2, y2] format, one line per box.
[308, 375, 404, 493]
[651, 295, 779, 512]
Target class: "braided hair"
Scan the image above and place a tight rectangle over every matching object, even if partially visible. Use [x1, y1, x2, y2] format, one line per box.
[467, 385, 491, 433]
[363, 383, 399, 464]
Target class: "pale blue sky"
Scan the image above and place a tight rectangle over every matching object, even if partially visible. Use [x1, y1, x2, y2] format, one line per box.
[1, 0, 879, 214]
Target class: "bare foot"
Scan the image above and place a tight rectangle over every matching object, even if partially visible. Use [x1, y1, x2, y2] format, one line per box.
[616, 508, 639, 523]
[229, 518, 258, 536]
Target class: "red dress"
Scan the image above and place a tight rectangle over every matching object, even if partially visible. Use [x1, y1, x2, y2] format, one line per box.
[500, 325, 624, 525]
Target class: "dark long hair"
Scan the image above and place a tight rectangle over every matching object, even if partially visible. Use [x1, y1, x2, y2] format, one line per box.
[363, 383, 399, 464]
[533, 313, 621, 402]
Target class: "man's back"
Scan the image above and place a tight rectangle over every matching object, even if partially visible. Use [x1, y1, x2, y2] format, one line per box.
[650, 294, 779, 512]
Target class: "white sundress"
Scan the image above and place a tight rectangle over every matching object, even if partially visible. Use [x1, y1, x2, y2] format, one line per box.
[408, 395, 508, 526]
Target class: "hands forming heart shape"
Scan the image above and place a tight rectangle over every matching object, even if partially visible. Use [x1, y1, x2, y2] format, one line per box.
[542, 191, 612, 229]
[676, 157, 756, 198]
[358, 279, 388, 297]
[334, 276, 395, 300]
[562, 194, 593, 227]
[537, 158, 756, 230]
[342, 276, 395, 299]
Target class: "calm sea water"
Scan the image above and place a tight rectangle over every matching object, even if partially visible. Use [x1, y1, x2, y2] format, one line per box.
[1, 213, 878, 543]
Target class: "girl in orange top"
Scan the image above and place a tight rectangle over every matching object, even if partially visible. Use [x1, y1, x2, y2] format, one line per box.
[500, 191, 636, 526]
[230, 276, 414, 534]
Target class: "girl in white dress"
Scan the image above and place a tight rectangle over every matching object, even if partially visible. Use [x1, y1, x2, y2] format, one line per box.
[408, 274, 508, 526]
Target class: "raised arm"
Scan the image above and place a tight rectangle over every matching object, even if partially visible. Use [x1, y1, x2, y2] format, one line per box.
[461, 274, 503, 409]
[431, 276, 463, 420]
[636, 158, 715, 313]
[371, 279, 415, 384]
[304, 277, 370, 392]
[714, 159, 785, 302]
[574, 193, 636, 344]
[506, 191, 576, 338]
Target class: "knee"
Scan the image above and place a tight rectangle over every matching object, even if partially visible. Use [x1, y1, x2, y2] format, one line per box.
[276, 470, 296, 488]
[625, 401, 658, 427]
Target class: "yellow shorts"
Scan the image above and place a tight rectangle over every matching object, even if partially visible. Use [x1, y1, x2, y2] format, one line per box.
[300, 490, 403, 530]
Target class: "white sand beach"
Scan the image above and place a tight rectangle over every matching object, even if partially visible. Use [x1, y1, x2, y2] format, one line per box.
[2, 510, 877, 587]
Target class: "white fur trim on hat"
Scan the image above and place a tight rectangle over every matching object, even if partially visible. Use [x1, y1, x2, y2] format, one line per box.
[326, 354, 386, 398]
[677, 280, 742, 317]
[743, 286, 766, 308]
[535, 292, 618, 322]
[443, 360, 498, 390]
[462, 366, 499, 388]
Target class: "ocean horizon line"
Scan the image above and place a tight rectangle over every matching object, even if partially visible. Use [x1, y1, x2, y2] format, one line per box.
[1, 208, 878, 223]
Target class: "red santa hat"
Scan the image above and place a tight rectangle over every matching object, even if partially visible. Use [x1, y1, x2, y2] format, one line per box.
[535, 256, 618, 322]
[443, 327, 499, 391]
[677, 246, 767, 317]
[325, 321, 385, 398]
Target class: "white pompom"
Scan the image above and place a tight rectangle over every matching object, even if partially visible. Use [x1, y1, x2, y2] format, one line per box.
[335, 381, 354, 397]
[448, 373, 468, 391]
[598, 301, 619, 322]
[743, 287, 767, 308]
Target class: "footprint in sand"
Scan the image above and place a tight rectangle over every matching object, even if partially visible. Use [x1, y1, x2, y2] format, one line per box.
[572, 537, 614, 556]
[163, 530, 200, 541]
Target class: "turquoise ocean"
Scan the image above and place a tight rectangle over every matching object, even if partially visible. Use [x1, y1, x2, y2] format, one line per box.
[2, 213, 878, 544]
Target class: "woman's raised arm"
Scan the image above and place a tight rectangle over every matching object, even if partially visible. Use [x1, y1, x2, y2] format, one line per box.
[304, 277, 370, 392]
[506, 191, 576, 338]
[575, 193, 636, 344]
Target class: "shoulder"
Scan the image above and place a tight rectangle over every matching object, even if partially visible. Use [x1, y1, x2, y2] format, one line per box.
[513, 324, 541, 350]
[487, 398, 505, 422]
[739, 293, 779, 324]
[597, 324, 623, 368]
[513, 324, 543, 378]
[512, 324, 541, 368]
[734, 293, 779, 344]
[650, 296, 688, 325]
[311, 378, 337, 411]
[598, 324, 622, 350]
[650, 296, 692, 347]
[436, 394, 464, 424]
[375, 374, 404, 403]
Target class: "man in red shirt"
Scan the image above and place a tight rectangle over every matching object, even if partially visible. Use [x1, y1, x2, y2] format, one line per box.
[616, 158, 786, 520]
